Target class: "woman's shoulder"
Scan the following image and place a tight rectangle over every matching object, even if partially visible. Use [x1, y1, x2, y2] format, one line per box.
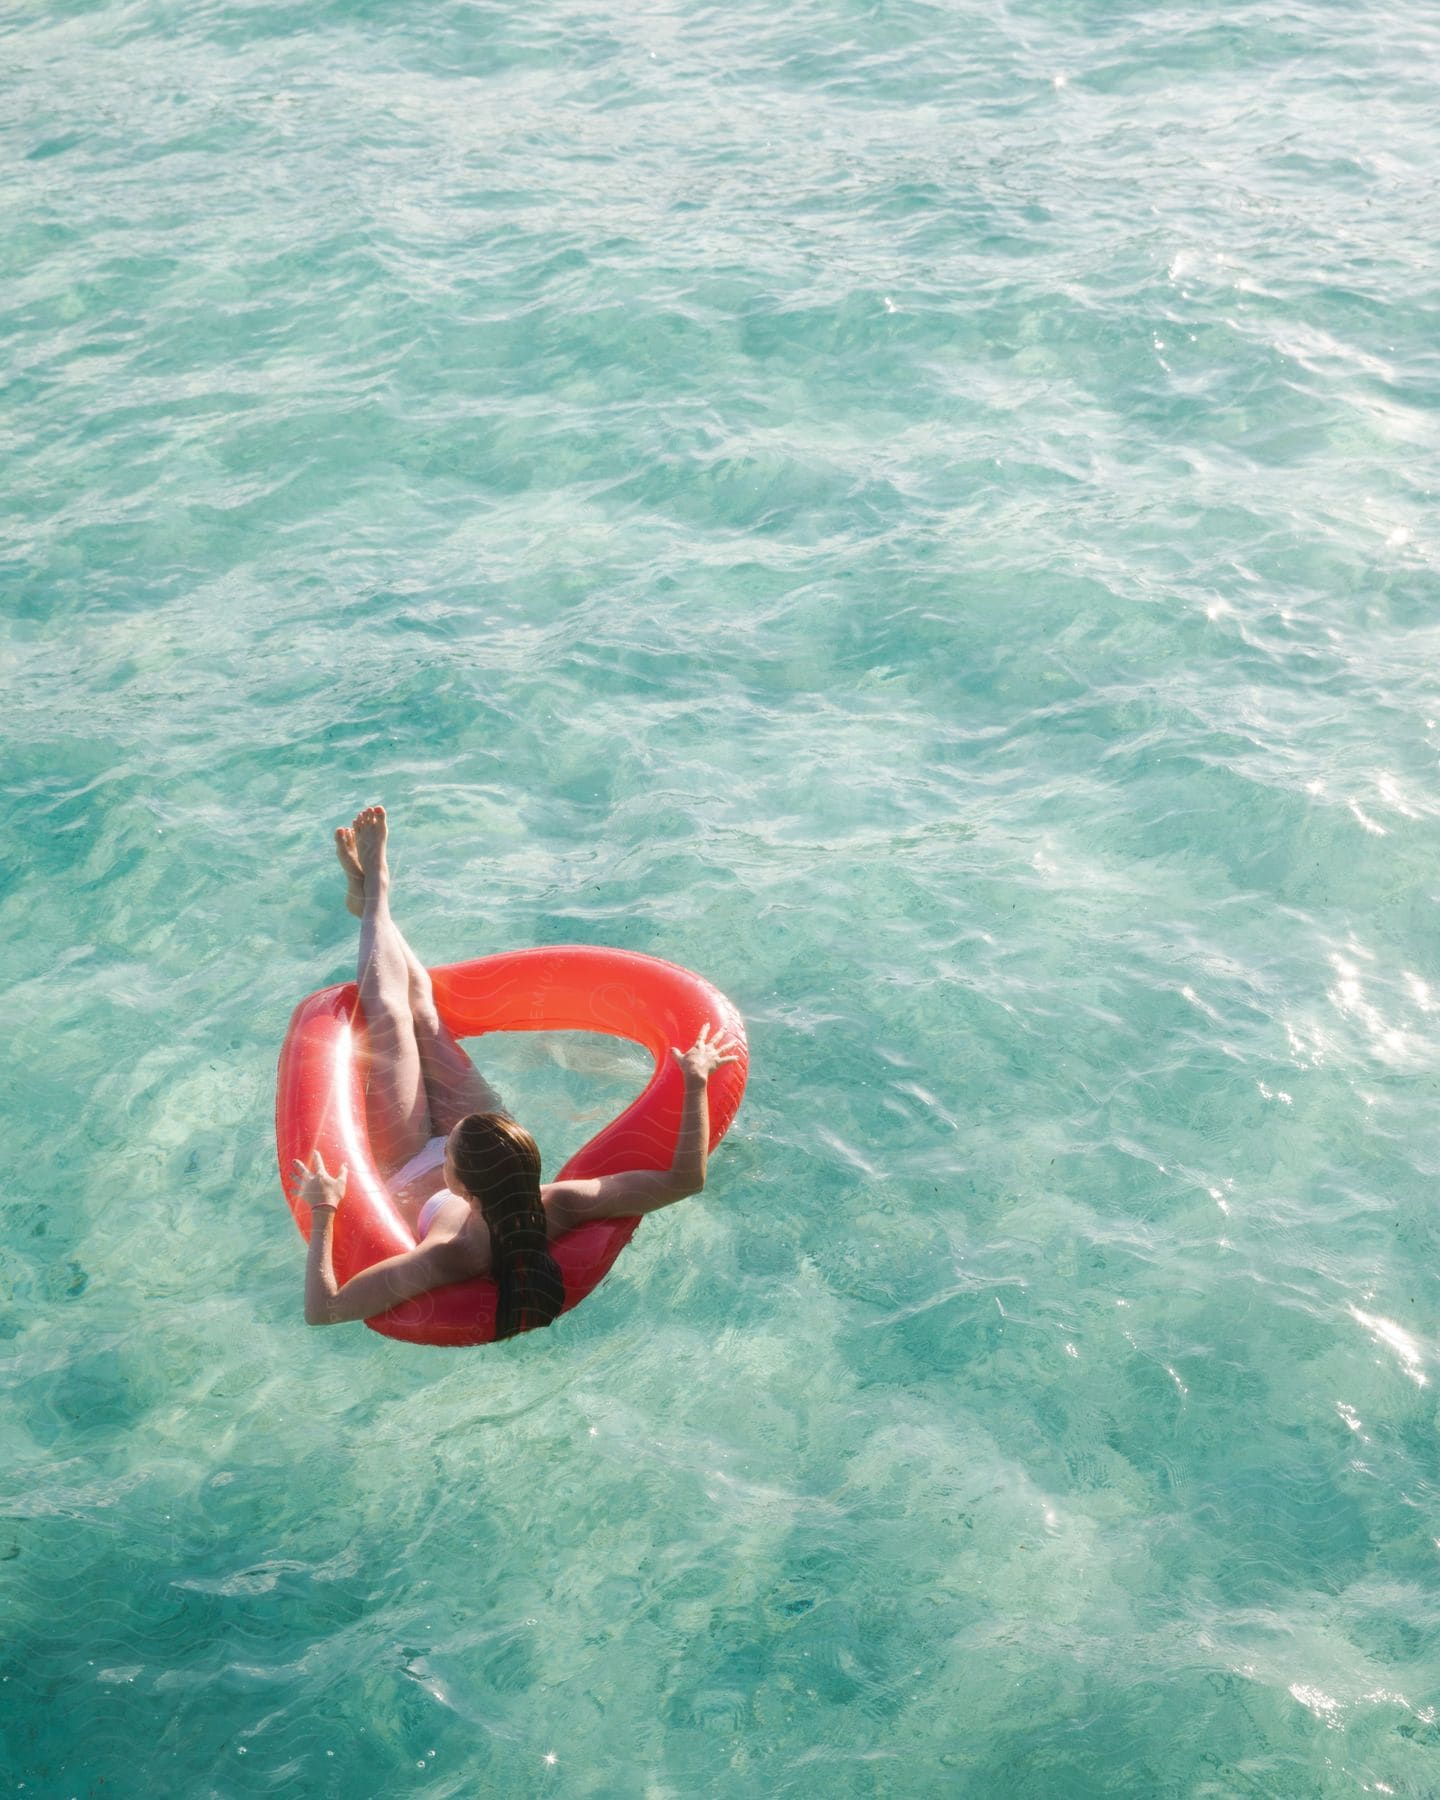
[539, 1179, 589, 1236]
[420, 1211, 492, 1280]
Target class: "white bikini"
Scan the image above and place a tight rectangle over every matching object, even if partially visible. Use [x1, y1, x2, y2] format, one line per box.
[391, 1133, 448, 1190]
[391, 1135, 462, 1240]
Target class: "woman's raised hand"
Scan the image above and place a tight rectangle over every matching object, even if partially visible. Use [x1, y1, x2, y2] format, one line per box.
[670, 1021, 742, 1087]
[291, 1149, 348, 1213]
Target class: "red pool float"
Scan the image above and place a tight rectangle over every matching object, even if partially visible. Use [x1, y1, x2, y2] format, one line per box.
[275, 945, 748, 1347]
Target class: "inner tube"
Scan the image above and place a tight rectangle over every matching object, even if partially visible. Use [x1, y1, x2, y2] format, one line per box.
[275, 945, 748, 1347]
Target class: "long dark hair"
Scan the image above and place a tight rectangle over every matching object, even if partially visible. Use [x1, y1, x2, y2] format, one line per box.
[450, 1113, 565, 1340]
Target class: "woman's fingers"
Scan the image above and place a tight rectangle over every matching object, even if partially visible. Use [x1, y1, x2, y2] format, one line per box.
[672, 1027, 744, 1067]
[291, 1153, 343, 1194]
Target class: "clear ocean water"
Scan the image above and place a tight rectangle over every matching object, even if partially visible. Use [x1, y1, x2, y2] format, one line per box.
[4, 0, 1439, 1793]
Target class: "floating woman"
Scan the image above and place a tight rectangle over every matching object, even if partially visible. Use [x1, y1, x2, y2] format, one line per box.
[291, 806, 742, 1338]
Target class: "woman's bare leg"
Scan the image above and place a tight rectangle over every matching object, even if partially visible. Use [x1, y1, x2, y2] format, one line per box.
[351, 806, 433, 1174]
[406, 955, 511, 1132]
[337, 821, 508, 1137]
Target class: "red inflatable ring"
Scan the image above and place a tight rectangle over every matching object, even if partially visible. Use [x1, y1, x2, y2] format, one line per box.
[275, 945, 748, 1347]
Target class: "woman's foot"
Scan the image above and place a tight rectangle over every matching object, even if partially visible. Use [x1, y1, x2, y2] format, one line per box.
[335, 826, 365, 917]
[353, 804, 390, 900]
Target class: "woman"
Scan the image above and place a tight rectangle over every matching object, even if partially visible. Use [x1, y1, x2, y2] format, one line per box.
[293, 805, 740, 1336]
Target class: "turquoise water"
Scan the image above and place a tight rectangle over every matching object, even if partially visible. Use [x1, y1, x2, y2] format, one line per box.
[4, 0, 1440, 1790]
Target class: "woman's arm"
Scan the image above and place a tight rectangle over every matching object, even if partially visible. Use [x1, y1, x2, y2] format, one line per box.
[307, 1232, 466, 1326]
[295, 1152, 469, 1327]
[543, 1025, 741, 1231]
